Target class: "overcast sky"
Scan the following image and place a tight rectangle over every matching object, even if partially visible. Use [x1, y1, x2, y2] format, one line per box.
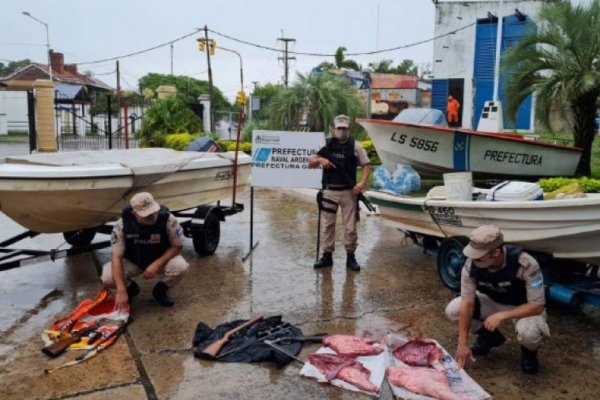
[0, 1, 592, 101]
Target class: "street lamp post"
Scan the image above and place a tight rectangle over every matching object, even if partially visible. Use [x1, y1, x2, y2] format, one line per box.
[22, 11, 52, 82]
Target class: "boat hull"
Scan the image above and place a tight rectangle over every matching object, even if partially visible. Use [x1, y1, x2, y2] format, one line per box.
[0, 150, 251, 233]
[367, 190, 600, 264]
[357, 119, 581, 179]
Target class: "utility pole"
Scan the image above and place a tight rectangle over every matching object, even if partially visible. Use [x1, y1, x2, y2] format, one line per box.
[170, 43, 174, 75]
[204, 25, 215, 132]
[277, 37, 296, 87]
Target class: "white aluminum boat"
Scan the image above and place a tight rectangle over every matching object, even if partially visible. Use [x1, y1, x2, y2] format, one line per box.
[367, 189, 600, 264]
[357, 109, 582, 179]
[0, 148, 251, 233]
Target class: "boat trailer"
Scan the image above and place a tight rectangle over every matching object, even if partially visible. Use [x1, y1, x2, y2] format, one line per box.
[0, 202, 243, 272]
[404, 231, 600, 309]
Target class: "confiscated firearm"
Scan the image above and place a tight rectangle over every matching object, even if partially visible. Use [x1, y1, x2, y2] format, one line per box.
[216, 322, 293, 359]
[316, 147, 376, 213]
[42, 320, 99, 358]
[200, 315, 264, 359]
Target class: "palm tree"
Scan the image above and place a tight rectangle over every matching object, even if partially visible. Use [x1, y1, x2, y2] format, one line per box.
[267, 72, 364, 133]
[334, 47, 361, 71]
[503, 0, 600, 176]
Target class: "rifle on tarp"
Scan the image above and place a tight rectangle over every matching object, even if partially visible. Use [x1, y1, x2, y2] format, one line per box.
[200, 315, 264, 359]
[215, 321, 293, 359]
[44, 319, 129, 374]
[42, 320, 99, 358]
[316, 147, 376, 213]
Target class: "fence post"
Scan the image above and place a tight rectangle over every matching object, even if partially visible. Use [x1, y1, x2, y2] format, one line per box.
[27, 90, 37, 153]
[107, 95, 113, 149]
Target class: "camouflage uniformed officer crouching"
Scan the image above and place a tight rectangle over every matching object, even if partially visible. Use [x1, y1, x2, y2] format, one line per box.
[101, 192, 189, 311]
[308, 114, 371, 271]
[445, 225, 550, 374]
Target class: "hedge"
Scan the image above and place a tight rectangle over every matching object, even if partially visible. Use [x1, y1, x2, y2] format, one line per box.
[538, 177, 600, 193]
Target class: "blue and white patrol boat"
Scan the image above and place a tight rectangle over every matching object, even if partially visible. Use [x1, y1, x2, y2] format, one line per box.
[357, 108, 581, 180]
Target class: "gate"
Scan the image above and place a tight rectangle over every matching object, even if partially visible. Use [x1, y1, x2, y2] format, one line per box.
[55, 89, 147, 151]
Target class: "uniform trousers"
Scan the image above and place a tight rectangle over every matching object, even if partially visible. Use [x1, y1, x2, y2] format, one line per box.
[101, 255, 189, 288]
[445, 292, 550, 350]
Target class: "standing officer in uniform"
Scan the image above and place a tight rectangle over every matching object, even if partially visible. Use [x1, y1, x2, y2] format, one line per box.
[445, 225, 550, 374]
[101, 192, 189, 312]
[308, 114, 371, 271]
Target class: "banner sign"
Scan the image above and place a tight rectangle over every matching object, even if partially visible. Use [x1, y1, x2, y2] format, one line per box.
[251, 130, 324, 188]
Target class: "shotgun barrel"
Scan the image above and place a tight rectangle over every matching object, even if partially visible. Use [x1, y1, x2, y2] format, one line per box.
[200, 315, 264, 359]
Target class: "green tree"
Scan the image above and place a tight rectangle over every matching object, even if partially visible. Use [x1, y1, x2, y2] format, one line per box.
[367, 59, 419, 75]
[395, 59, 419, 76]
[138, 73, 232, 111]
[368, 59, 395, 73]
[503, 0, 600, 176]
[136, 96, 202, 147]
[251, 83, 284, 120]
[267, 72, 365, 136]
[0, 59, 31, 77]
[334, 47, 361, 71]
[89, 90, 145, 117]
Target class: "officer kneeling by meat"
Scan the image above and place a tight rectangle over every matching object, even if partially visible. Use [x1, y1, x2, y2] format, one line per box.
[101, 192, 189, 311]
[445, 225, 550, 374]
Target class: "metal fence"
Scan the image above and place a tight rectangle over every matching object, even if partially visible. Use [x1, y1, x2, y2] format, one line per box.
[54, 94, 148, 151]
[58, 134, 139, 151]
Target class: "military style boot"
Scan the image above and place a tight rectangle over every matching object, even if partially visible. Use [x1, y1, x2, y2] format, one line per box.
[346, 253, 361, 272]
[471, 328, 506, 356]
[314, 252, 333, 269]
[152, 282, 174, 307]
[520, 346, 539, 374]
[126, 280, 140, 302]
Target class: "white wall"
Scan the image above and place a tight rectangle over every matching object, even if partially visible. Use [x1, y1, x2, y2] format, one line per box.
[0, 91, 6, 135]
[0, 91, 29, 132]
[432, 0, 545, 128]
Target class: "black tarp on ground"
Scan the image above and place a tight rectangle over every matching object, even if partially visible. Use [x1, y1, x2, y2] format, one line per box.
[192, 315, 303, 368]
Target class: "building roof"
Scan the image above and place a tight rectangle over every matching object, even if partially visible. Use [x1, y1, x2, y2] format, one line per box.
[0, 63, 112, 91]
[370, 73, 419, 89]
[54, 83, 93, 104]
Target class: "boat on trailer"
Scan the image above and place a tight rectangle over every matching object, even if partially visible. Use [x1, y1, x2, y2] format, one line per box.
[356, 108, 582, 180]
[0, 148, 251, 270]
[366, 189, 600, 307]
[0, 148, 250, 234]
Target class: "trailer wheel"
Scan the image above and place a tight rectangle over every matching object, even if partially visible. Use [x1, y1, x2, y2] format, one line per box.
[63, 228, 97, 247]
[437, 236, 469, 292]
[193, 211, 220, 255]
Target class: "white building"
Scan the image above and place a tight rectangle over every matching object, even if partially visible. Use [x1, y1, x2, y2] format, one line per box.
[431, 0, 548, 131]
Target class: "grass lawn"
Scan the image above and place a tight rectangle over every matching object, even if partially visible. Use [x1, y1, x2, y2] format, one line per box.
[0, 131, 28, 143]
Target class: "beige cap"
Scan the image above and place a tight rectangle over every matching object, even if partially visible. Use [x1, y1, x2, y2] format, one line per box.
[333, 114, 351, 128]
[130, 192, 160, 218]
[463, 225, 504, 259]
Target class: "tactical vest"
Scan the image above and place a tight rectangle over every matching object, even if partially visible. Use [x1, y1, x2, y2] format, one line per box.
[122, 205, 171, 269]
[321, 137, 357, 189]
[470, 245, 528, 306]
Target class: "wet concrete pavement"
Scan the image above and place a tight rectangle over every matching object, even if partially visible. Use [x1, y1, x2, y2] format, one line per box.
[1, 155, 600, 398]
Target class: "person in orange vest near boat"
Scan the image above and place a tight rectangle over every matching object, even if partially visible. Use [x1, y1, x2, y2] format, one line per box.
[101, 192, 189, 311]
[445, 225, 550, 374]
[447, 95, 460, 127]
[308, 114, 371, 272]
